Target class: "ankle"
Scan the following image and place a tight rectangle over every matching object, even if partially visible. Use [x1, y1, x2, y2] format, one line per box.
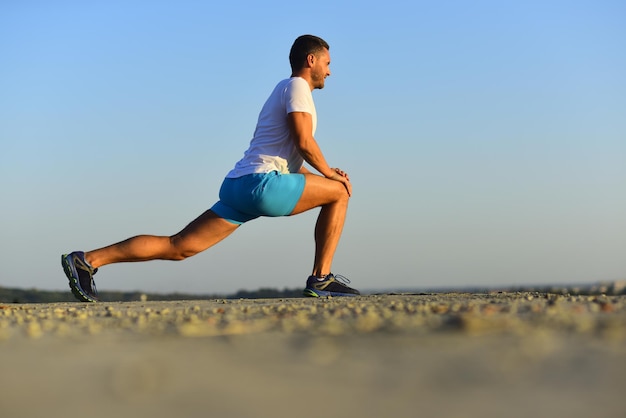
[84, 253, 97, 270]
[312, 272, 330, 280]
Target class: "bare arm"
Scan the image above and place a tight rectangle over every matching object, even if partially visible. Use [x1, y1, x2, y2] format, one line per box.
[289, 111, 351, 195]
[288, 112, 335, 178]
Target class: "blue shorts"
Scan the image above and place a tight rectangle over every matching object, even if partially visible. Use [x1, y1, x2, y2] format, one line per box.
[210, 171, 305, 224]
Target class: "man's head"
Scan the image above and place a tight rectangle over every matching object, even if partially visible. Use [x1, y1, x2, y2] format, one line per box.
[289, 35, 331, 89]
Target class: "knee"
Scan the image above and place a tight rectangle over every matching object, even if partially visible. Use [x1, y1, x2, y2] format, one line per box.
[323, 187, 349, 211]
[335, 193, 349, 209]
[333, 185, 350, 204]
[168, 235, 199, 260]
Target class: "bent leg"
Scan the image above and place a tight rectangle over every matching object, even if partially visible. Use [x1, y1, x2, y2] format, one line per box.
[290, 174, 350, 277]
[85, 210, 239, 268]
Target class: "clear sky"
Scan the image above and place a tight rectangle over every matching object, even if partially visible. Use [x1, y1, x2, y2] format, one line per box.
[1, 0, 624, 295]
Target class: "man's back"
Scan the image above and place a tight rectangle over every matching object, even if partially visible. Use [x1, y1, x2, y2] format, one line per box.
[227, 77, 315, 178]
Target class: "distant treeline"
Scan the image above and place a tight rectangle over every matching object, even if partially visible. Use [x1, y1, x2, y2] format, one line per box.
[2, 281, 624, 304]
[0, 286, 303, 304]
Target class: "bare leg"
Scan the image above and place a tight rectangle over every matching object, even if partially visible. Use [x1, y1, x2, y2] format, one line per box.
[290, 174, 350, 277]
[85, 210, 239, 269]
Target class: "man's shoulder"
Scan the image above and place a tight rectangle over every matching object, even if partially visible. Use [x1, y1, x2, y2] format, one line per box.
[291, 76, 309, 87]
[284, 77, 312, 97]
[268, 78, 311, 102]
[268, 77, 299, 96]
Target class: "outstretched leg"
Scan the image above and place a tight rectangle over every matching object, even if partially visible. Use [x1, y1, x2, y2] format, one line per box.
[85, 210, 239, 268]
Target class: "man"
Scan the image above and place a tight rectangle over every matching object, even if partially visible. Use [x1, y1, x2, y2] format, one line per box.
[62, 34, 360, 302]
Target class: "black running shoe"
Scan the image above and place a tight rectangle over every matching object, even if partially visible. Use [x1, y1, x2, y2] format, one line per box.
[303, 273, 360, 297]
[62, 251, 99, 302]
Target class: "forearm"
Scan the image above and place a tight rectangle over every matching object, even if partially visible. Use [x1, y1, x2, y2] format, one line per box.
[288, 112, 335, 178]
[297, 137, 336, 178]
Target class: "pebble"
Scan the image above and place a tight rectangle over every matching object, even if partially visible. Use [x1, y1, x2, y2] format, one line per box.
[0, 293, 624, 341]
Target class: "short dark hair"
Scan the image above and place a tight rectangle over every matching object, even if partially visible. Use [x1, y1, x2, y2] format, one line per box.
[289, 35, 330, 72]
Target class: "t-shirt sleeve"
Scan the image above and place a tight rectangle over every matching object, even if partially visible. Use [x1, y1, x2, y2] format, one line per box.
[285, 78, 314, 115]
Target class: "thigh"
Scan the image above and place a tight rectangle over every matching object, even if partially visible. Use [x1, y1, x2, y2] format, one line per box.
[173, 210, 240, 254]
[220, 172, 305, 218]
[290, 173, 349, 215]
[253, 172, 305, 217]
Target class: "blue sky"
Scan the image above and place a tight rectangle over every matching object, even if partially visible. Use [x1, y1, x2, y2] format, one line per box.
[1, 0, 624, 295]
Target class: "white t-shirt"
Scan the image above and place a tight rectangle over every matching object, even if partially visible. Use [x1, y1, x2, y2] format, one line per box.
[226, 77, 317, 178]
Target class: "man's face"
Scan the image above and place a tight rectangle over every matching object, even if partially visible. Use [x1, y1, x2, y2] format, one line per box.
[310, 48, 331, 89]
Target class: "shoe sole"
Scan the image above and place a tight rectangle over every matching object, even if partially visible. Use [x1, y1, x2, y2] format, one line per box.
[302, 288, 359, 297]
[61, 254, 98, 303]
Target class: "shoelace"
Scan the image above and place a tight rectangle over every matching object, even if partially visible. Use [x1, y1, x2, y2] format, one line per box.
[329, 273, 351, 285]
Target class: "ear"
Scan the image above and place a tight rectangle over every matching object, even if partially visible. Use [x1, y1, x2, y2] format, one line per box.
[306, 53, 316, 68]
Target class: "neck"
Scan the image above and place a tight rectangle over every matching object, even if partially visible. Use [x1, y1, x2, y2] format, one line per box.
[291, 70, 314, 91]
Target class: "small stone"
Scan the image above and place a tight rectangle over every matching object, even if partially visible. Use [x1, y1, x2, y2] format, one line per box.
[26, 322, 43, 339]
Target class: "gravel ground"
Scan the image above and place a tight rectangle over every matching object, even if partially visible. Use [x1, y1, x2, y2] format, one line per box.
[1, 293, 625, 418]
